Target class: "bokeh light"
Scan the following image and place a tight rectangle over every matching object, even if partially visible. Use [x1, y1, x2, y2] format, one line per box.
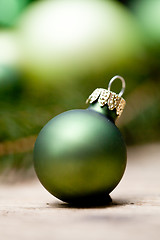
[18, 0, 143, 89]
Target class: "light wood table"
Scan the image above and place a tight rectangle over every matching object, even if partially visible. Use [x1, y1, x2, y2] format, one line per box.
[0, 144, 160, 240]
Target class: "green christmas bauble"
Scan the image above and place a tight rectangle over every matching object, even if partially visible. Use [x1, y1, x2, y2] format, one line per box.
[34, 76, 127, 205]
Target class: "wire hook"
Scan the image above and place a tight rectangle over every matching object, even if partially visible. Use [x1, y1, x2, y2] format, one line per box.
[108, 75, 126, 97]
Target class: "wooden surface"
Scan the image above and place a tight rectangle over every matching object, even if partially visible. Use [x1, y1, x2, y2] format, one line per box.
[0, 144, 160, 240]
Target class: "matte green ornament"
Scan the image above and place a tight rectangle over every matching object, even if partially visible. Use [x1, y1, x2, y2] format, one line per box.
[34, 76, 127, 205]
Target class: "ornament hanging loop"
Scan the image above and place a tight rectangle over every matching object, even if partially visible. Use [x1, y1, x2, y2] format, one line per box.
[108, 75, 125, 97]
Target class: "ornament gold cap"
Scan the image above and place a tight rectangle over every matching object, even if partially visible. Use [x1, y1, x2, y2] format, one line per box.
[86, 75, 126, 117]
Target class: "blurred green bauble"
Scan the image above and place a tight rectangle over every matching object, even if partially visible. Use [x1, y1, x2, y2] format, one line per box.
[18, 0, 142, 89]
[0, 30, 22, 100]
[0, 65, 22, 100]
[0, 30, 18, 67]
[34, 102, 127, 204]
[0, 0, 35, 27]
[132, 0, 160, 47]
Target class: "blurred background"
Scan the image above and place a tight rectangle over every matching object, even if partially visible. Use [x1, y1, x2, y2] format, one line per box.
[0, 0, 160, 181]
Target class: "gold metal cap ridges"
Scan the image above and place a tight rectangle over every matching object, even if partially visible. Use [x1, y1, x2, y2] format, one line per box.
[86, 88, 126, 117]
